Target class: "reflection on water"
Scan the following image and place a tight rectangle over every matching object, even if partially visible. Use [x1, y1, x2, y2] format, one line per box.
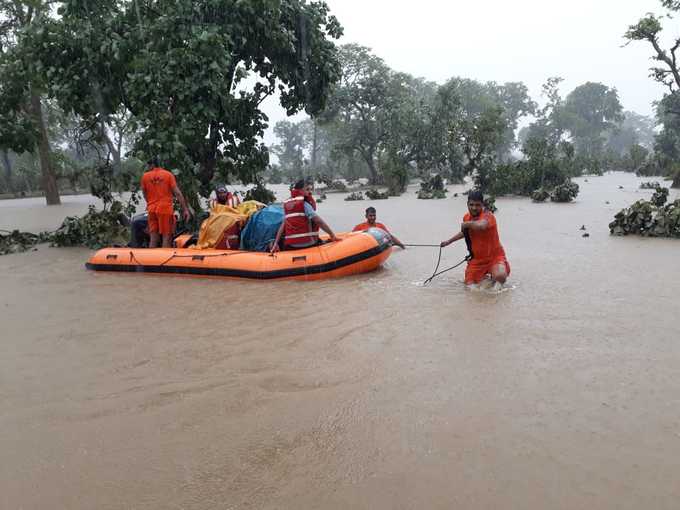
[1, 173, 680, 509]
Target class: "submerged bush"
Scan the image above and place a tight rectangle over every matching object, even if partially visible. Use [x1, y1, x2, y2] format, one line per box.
[51, 202, 131, 249]
[651, 186, 669, 207]
[417, 174, 447, 199]
[0, 230, 51, 255]
[550, 181, 580, 202]
[365, 189, 389, 200]
[344, 191, 364, 201]
[610, 190, 680, 238]
[243, 182, 276, 204]
[640, 181, 661, 190]
[328, 180, 347, 192]
[531, 188, 550, 202]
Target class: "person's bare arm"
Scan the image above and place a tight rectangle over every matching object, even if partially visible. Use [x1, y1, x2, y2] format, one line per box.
[312, 215, 338, 242]
[271, 222, 285, 253]
[441, 230, 465, 247]
[172, 185, 191, 221]
[462, 218, 489, 231]
[388, 231, 405, 249]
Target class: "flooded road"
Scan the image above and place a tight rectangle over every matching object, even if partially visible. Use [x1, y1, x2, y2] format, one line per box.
[1, 173, 679, 509]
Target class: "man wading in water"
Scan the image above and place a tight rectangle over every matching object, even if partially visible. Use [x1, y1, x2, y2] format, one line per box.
[440, 190, 510, 289]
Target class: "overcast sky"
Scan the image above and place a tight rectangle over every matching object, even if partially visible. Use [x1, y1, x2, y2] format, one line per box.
[262, 0, 670, 145]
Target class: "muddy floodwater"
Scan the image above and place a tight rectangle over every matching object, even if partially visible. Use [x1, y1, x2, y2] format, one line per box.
[1, 173, 679, 509]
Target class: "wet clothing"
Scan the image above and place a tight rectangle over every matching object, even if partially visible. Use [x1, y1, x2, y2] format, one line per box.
[353, 222, 388, 232]
[147, 211, 176, 235]
[463, 211, 510, 284]
[141, 167, 177, 215]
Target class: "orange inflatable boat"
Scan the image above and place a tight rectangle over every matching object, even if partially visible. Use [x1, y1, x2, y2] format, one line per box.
[85, 228, 393, 281]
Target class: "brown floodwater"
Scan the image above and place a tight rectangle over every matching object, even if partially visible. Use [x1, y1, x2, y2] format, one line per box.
[1, 173, 679, 509]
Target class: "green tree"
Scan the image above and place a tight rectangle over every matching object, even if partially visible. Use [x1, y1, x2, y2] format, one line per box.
[0, 0, 61, 204]
[31, 0, 343, 207]
[322, 44, 393, 184]
[560, 82, 624, 171]
[272, 120, 308, 181]
[432, 78, 511, 185]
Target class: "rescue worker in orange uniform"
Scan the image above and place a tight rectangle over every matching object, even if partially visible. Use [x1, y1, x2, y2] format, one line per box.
[440, 190, 510, 287]
[271, 179, 338, 252]
[140, 158, 191, 248]
[353, 206, 405, 249]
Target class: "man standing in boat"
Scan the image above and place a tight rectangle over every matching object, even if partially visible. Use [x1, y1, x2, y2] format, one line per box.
[440, 190, 510, 288]
[353, 206, 405, 249]
[140, 158, 192, 248]
[271, 179, 338, 252]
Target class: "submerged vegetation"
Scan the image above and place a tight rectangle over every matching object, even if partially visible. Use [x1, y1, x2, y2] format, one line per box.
[610, 187, 680, 238]
[1, 0, 680, 250]
[417, 174, 447, 200]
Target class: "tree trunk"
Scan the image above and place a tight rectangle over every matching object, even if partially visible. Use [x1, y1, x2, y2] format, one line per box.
[29, 91, 60, 205]
[1, 149, 13, 193]
[311, 119, 318, 172]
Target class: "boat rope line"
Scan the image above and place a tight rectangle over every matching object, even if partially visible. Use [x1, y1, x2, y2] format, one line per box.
[423, 255, 471, 286]
[402, 243, 441, 247]
[422, 245, 471, 286]
[87, 242, 391, 280]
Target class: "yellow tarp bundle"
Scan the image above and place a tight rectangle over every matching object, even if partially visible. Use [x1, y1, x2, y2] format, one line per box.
[192, 200, 265, 250]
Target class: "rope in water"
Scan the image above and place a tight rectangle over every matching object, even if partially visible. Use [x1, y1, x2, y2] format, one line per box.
[423, 255, 471, 285]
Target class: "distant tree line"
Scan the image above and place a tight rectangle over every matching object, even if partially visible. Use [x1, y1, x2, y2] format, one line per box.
[2, 0, 678, 210]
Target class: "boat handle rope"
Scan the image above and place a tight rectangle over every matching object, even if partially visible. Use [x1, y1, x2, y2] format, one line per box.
[126, 250, 249, 267]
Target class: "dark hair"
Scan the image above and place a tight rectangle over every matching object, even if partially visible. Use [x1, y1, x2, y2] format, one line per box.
[467, 190, 484, 203]
[147, 157, 160, 167]
[293, 179, 305, 190]
[365, 207, 376, 214]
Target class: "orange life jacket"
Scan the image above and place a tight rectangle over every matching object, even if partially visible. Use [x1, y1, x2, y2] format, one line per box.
[283, 193, 318, 247]
[215, 222, 241, 250]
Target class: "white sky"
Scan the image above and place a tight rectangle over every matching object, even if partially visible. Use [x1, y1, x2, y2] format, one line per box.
[262, 0, 671, 145]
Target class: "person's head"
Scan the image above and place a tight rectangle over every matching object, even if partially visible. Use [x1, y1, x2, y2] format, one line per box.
[146, 157, 160, 169]
[215, 184, 228, 204]
[304, 178, 314, 196]
[365, 206, 377, 224]
[467, 190, 484, 218]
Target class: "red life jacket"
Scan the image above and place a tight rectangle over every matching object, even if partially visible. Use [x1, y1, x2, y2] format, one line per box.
[215, 222, 241, 250]
[283, 192, 318, 247]
[227, 192, 240, 208]
[211, 192, 240, 209]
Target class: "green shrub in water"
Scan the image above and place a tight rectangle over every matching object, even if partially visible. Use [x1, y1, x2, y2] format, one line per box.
[0, 230, 51, 255]
[610, 189, 680, 238]
[640, 181, 661, 190]
[531, 188, 550, 202]
[344, 192, 364, 201]
[51, 202, 130, 249]
[550, 181, 579, 202]
[417, 174, 447, 200]
[365, 189, 389, 200]
[243, 182, 276, 204]
[651, 186, 669, 207]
